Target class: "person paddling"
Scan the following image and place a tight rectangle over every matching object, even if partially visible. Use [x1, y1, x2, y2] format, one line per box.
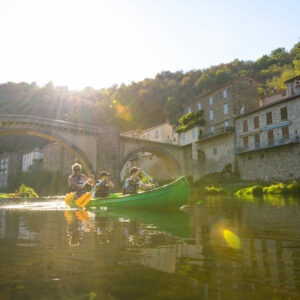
[94, 171, 115, 198]
[68, 163, 94, 199]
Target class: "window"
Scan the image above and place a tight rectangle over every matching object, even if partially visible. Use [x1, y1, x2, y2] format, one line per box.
[224, 120, 229, 127]
[209, 97, 213, 105]
[266, 112, 272, 125]
[282, 126, 289, 139]
[254, 133, 260, 148]
[268, 130, 274, 145]
[243, 136, 248, 148]
[182, 133, 186, 142]
[192, 128, 196, 139]
[223, 89, 227, 98]
[280, 107, 288, 120]
[209, 110, 214, 120]
[210, 126, 215, 135]
[197, 103, 202, 110]
[198, 129, 203, 138]
[213, 148, 217, 155]
[187, 108, 192, 113]
[243, 120, 248, 132]
[224, 104, 228, 114]
[254, 116, 259, 129]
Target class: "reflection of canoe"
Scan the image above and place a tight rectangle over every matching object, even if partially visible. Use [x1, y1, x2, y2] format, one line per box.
[93, 208, 191, 238]
[83, 176, 190, 209]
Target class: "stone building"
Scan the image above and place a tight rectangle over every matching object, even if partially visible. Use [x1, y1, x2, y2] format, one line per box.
[235, 75, 300, 181]
[22, 148, 43, 172]
[180, 75, 260, 180]
[121, 121, 177, 144]
[0, 152, 22, 189]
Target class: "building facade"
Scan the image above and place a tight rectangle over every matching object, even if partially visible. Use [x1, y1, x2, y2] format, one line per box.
[180, 76, 260, 180]
[121, 121, 177, 144]
[0, 152, 22, 189]
[22, 148, 44, 172]
[235, 75, 300, 181]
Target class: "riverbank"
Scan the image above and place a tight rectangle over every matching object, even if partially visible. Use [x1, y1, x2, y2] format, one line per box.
[191, 172, 300, 197]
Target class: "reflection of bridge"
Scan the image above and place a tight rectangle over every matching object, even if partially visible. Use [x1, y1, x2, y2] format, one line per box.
[0, 115, 189, 184]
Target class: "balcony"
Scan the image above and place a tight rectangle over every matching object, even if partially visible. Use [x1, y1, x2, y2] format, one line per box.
[235, 135, 300, 154]
[198, 126, 234, 140]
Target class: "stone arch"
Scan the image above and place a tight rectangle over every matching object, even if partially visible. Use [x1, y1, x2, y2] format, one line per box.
[120, 145, 181, 176]
[0, 129, 94, 175]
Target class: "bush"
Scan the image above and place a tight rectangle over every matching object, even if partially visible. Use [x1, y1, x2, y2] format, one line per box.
[205, 186, 226, 195]
[235, 185, 263, 197]
[263, 182, 288, 194]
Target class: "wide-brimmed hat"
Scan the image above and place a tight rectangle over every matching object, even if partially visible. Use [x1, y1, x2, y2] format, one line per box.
[99, 171, 111, 177]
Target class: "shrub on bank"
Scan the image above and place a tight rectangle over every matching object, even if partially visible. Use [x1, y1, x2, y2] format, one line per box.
[205, 186, 226, 195]
[235, 185, 264, 197]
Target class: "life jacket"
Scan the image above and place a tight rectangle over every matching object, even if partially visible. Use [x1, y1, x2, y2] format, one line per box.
[122, 177, 139, 194]
[94, 180, 110, 198]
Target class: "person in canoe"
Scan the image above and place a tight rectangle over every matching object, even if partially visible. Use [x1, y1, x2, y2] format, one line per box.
[122, 167, 157, 194]
[68, 163, 95, 199]
[122, 167, 141, 194]
[93, 171, 115, 198]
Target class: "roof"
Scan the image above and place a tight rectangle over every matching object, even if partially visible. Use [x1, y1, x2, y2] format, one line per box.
[183, 75, 257, 108]
[284, 74, 300, 83]
[235, 93, 300, 119]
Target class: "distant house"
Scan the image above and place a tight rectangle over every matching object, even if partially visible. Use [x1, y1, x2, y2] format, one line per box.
[22, 148, 43, 172]
[121, 121, 177, 144]
[0, 152, 22, 188]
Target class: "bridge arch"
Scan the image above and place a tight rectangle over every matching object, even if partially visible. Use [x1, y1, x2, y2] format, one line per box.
[120, 145, 181, 177]
[0, 129, 94, 175]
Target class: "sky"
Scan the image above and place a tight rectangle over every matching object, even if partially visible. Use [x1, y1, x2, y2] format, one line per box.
[0, 0, 299, 90]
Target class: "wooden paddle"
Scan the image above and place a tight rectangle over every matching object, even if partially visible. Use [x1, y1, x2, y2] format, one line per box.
[65, 178, 91, 205]
[75, 190, 94, 208]
[65, 192, 76, 205]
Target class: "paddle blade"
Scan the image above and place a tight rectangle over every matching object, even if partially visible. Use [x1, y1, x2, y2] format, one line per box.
[75, 192, 93, 208]
[65, 192, 76, 205]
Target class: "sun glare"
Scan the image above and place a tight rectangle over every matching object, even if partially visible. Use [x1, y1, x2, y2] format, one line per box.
[1, 0, 144, 90]
[223, 229, 241, 250]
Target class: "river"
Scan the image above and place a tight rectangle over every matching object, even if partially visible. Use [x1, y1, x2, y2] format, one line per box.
[0, 193, 299, 299]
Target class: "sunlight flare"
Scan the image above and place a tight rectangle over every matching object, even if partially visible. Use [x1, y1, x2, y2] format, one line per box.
[223, 229, 241, 250]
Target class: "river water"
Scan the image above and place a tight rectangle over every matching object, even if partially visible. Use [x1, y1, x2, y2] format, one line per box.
[0, 193, 299, 300]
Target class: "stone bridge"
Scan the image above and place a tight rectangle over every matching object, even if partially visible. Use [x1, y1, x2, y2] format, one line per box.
[0, 115, 190, 184]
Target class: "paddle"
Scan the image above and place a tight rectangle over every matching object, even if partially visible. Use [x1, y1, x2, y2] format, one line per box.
[65, 192, 76, 205]
[75, 184, 98, 208]
[65, 178, 92, 205]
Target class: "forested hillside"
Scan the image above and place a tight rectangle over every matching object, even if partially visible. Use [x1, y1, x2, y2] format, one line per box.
[0, 42, 299, 153]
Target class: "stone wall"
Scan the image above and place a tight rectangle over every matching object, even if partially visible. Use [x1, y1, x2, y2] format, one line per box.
[237, 143, 300, 181]
[192, 133, 235, 181]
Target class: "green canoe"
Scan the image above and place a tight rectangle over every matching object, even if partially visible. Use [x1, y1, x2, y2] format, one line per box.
[72, 176, 190, 209]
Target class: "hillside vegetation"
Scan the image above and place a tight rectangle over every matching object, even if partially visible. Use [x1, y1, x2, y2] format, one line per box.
[0, 42, 299, 153]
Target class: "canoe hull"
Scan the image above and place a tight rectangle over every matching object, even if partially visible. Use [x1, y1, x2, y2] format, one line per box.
[71, 176, 190, 209]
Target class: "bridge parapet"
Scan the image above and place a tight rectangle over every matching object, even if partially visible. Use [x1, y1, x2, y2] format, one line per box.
[0, 114, 108, 135]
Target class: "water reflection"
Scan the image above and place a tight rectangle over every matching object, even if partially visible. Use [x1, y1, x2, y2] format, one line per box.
[0, 195, 299, 299]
